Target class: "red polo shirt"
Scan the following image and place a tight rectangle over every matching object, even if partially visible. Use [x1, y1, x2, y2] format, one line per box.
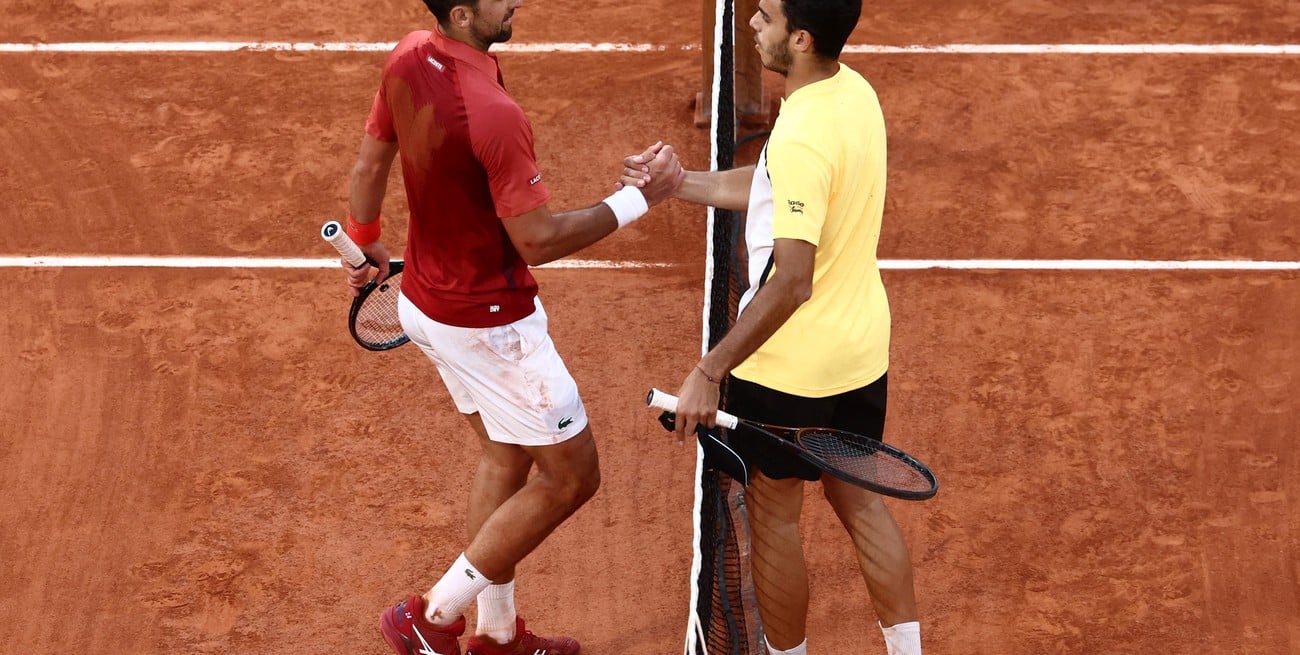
[365, 28, 549, 328]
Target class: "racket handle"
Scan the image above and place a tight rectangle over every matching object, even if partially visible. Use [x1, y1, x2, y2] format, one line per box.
[321, 220, 367, 268]
[645, 388, 740, 430]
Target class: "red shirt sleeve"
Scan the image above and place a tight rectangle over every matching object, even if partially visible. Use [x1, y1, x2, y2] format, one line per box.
[469, 101, 550, 218]
[364, 85, 396, 142]
[366, 32, 430, 142]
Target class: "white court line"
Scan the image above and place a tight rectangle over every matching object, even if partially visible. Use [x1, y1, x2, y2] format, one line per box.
[0, 257, 1296, 271]
[844, 44, 1300, 55]
[0, 41, 687, 53]
[880, 259, 1300, 271]
[0, 256, 674, 269]
[2, 42, 1300, 55]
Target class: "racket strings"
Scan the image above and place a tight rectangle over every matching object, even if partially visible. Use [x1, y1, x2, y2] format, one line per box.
[354, 271, 405, 348]
[796, 428, 933, 493]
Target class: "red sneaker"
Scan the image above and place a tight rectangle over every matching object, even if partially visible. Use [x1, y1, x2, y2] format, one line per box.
[379, 594, 466, 655]
[466, 617, 580, 655]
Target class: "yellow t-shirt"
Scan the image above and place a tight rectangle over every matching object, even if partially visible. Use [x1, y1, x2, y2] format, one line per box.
[731, 63, 890, 398]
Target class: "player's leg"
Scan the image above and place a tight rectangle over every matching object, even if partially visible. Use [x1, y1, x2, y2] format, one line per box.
[823, 373, 922, 654]
[379, 428, 595, 655]
[380, 295, 479, 654]
[383, 295, 588, 655]
[397, 293, 594, 581]
[464, 412, 531, 643]
[399, 427, 594, 655]
[460, 425, 599, 577]
[723, 377, 831, 653]
[821, 480, 918, 625]
[466, 412, 531, 548]
[442, 298, 592, 654]
[456, 427, 595, 655]
[447, 297, 597, 581]
[746, 470, 809, 651]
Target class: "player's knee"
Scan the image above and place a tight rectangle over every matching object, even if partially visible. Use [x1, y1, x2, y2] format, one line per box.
[823, 483, 885, 515]
[547, 464, 600, 510]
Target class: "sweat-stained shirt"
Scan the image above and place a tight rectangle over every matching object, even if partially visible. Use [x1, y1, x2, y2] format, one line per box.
[366, 27, 549, 328]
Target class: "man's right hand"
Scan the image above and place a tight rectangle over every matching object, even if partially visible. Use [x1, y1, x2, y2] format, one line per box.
[344, 241, 391, 297]
[617, 141, 660, 191]
[638, 144, 686, 206]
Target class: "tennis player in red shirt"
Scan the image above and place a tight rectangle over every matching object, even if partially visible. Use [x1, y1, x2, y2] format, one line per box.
[339, 1, 684, 654]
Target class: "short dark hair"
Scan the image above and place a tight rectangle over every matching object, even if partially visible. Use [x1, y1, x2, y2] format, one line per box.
[780, 0, 861, 59]
[422, 0, 478, 25]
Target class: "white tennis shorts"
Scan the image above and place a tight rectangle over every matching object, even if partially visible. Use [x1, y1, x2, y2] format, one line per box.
[397, 293, 589, 446]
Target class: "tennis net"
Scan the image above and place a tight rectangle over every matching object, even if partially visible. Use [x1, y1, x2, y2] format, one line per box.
[686, 0, 764, 653]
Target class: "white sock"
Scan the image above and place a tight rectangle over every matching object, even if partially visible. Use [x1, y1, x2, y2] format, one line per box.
[764, 636, 807, 655]
[426, 553, 492, 625]
[475, 580, 517, 643]
[880, 621, 921, 655]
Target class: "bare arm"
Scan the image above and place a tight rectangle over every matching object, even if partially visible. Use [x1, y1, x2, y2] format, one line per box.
[349, 134, 399, 221]
[502, 202, 620, 267]
[671, 237, 816, 440]
[620, 147, 754, 212]
[343, 134, 400, 293]
[674, 165, 756, 211]
[504, 144, 684, 266]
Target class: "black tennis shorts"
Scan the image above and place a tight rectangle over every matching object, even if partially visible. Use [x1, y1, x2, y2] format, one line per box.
[724, 373, 888, 481]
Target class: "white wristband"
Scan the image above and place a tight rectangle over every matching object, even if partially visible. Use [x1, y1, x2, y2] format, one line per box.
[602, 186, 649, 228]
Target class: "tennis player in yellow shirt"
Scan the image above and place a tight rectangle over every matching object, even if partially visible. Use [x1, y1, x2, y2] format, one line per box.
[622, 0, 922, 653]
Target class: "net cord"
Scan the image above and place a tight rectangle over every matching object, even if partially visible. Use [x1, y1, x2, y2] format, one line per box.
[686, 0, 732, 652]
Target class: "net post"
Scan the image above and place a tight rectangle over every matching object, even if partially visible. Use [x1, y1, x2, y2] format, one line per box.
[732, 0, 770, 128]
[695, 0, 769, 129]
[694, 0, 713, 127]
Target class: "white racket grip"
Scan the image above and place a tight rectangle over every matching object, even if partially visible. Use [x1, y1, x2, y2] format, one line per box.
[645, 388, 740, 430]
[320, 220, 367, 268]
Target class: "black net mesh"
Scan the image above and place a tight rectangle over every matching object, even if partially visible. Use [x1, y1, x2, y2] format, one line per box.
[691, 0, 764, 653]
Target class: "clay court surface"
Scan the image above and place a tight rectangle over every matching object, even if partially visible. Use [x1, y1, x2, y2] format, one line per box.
[2, 1, 1298, 654]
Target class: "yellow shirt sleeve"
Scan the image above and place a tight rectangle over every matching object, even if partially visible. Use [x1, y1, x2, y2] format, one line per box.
[765, 137, 832, 246]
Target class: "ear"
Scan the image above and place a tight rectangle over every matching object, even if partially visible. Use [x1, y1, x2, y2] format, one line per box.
[449, 4, 473, 27]
[792, 29, 814, 54]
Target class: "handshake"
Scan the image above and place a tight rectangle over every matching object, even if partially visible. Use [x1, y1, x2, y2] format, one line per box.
[614, 141, 687, 208]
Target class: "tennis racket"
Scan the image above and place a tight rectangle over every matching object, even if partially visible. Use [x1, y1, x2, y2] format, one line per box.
[646, 388, 938, 500]
[320, 220, 409, 351]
